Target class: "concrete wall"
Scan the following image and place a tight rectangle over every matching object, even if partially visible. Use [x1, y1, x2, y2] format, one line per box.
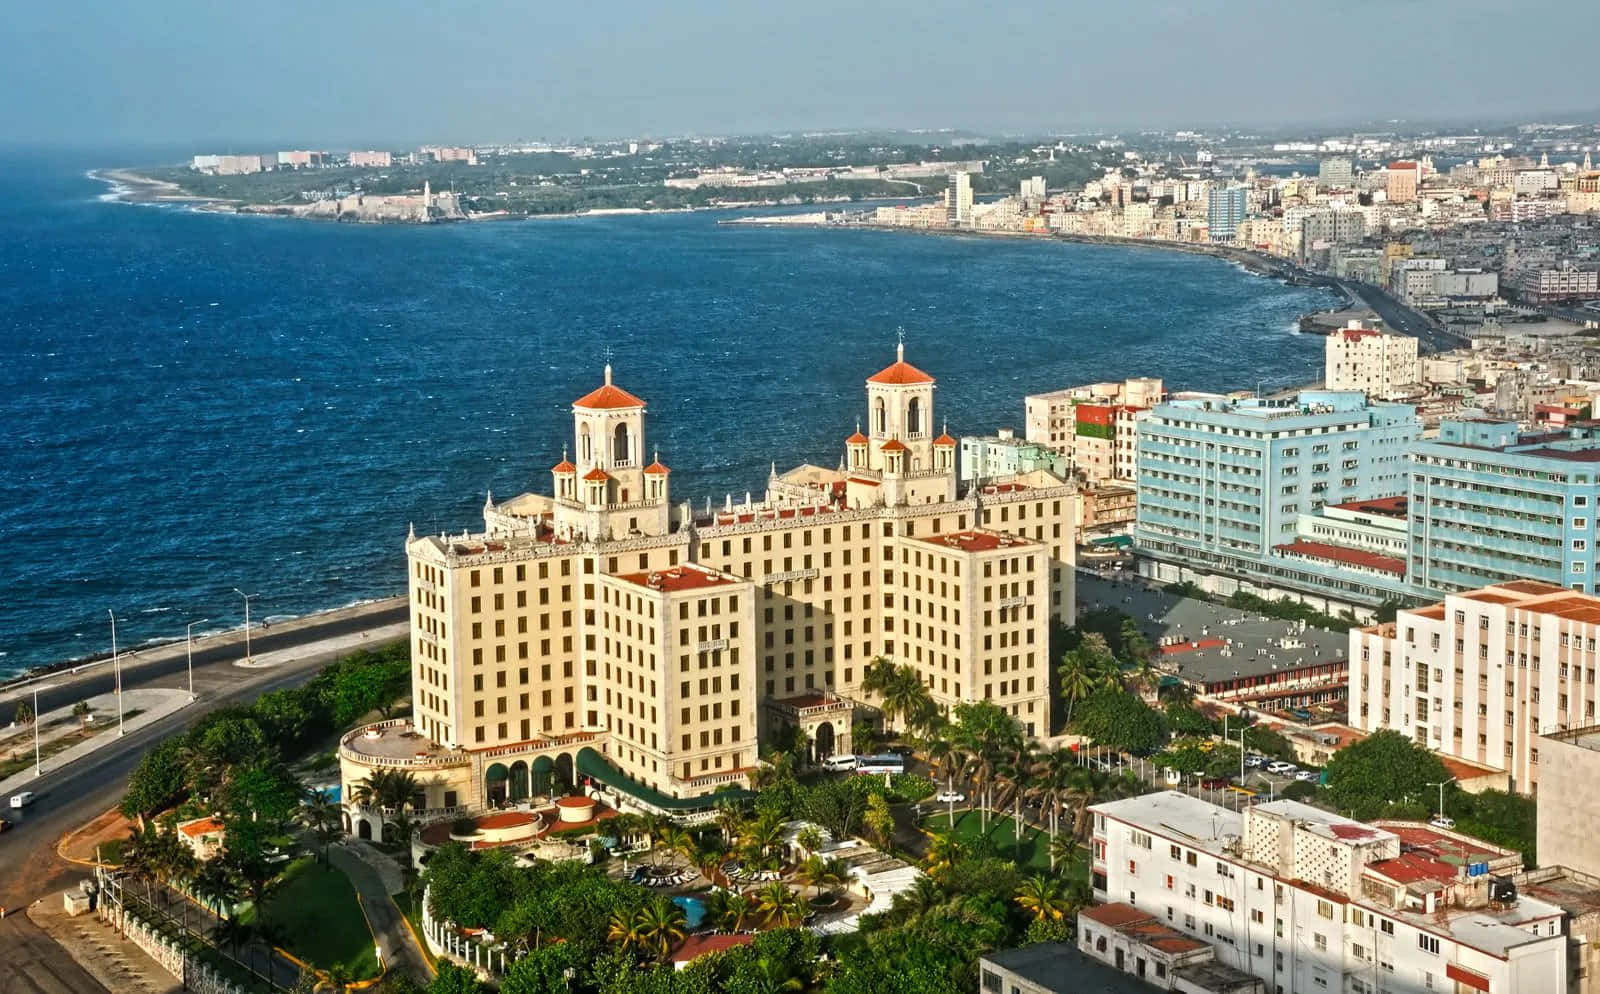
[1537, 730, 1600, 878]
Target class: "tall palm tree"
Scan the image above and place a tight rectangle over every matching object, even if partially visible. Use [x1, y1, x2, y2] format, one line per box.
[636, 901, 687, 960]
[794, 854, 836, 900]
[298, 791, 342, 865]
[962, 749, 998, 832]
[1029, 749, 1078, 870]
[922, 831, 966, 882]
[694, 837, 727, 884]
[717, 890, 753, 932]
[860, 656, 898, 702]
[713, 801, 745, 847]
[1049, 831, 1079, 874]
[1059, 633, 1116, 727]
[756, 881, 802, 928]
[1014, 874, 1071, 923]
[607, 909, 645, 952]
[322, 962, 353, 993]
[995, 744, 1039, 856]
[192, 858, 240, 922]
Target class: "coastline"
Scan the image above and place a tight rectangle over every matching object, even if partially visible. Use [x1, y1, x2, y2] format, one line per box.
[89, 167, 235, 206]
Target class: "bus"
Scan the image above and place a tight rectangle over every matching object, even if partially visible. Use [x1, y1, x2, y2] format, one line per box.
[855, 754, 905, 775]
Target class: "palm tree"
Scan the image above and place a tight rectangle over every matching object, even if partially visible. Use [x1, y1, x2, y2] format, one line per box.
[73, 700, 91, 726]
[694, 836, 727, 884]
[756, 881, 801, 928]
[1015, 874, 1071, 923]
[713, 800, 745, 846]
[322, 962, 353, 993]
[823, 857, 851, 898]
[922, 831, 966, 882]
[995, 744, 1038, 857]
[794, 825, 823, 856]
[880, 665, 935, 735]
[192, 858, 239, 921]
[12, 699, 34, 727]
[1059, 633, 1116, 727]
[636, 901, 687, 959]
[608, 908, 645, 951]
[860, 656, 898, 701]
[299, 791, 342, 865]
[1049, 831, 1079, 873]
[747, 955, 804, 994]
[716, 890, 753, 932]
[794, 854, 833, 900]
[962, 749, 998, 832]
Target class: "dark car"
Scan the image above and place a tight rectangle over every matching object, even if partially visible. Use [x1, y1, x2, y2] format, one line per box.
[1200, 777, 1232, 791]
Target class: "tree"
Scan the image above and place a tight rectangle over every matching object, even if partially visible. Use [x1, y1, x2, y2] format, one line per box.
[1073, 689, 1166, 755]
[1324, 729, 1450, 820]
[300, 790, 343, 865]
[324, 963, 354, 993]
[864, 792, 894, 849]
[12, 700, 34, 727]
[635, 900, 687, 959]
[120, 738, 188, 828]
[1058, 633, 1117, 727]
[922, 831, 966, 882]
[427, 962, 486, 994]
[1015, 874, 1071, 923]
[192, 857, 240, 923]
[73, 700, 92, 726]
[756, 881, 804, 928]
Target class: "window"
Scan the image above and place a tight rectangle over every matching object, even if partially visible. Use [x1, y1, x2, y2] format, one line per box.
[1379, 919, 1394, 935]
[1314, 933, 1327, 952]
[981, 972, 1001, 994]
[1417, 933, 1439, 955]
[1316, 899, 1334, 919]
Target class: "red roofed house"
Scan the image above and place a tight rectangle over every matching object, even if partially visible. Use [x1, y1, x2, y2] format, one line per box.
[174, 816, 226, 861]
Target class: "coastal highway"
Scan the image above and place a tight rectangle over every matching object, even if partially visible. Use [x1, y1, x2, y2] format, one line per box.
[1334, 278, 1459, 353]
[0, 603, 407, 994]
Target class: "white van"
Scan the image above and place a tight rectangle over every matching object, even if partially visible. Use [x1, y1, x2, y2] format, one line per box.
[820, 754, 857, 772]
[10, 791, 35, 809]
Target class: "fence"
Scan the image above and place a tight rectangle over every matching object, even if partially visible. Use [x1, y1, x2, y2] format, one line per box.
[419, 885, 510, 977]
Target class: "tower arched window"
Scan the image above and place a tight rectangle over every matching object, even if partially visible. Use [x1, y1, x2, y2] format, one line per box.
[613, 423, 630, 466]
[908, 398, 922, 437]
[579, 424, 592, 464]
[873, 397, 886, 435]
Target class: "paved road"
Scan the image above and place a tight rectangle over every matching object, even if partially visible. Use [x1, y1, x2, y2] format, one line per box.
[1336, 278, 1460, 353]
[0, 609, 408, 994]
[329, 845, 431, 985]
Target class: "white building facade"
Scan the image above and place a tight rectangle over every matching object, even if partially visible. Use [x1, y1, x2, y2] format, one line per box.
[1324, 324, 1420, 399]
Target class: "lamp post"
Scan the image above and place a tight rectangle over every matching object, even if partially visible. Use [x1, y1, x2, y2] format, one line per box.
[109, 609, 124, 736]
[233, 589, 258, 665]
[185, 618, 209, 701]
[31, 683, 55, 778]
[1426, 777, 1457, 824]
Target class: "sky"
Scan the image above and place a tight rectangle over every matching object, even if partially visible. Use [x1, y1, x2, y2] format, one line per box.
[6, 0, 1599, 146]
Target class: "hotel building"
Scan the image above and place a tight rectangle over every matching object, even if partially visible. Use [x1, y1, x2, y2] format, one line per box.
[1092, 792, 1567, 994]
[1323, 323, 1419, 400]
[338, 347, 1075, 832]
[1350, 580, 1600, 795]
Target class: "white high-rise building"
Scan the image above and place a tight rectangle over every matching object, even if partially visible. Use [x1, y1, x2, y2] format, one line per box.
[946, 171, 974, 225]
[1324, 322, 1420, 398]
[1093, 792, 1567, 994]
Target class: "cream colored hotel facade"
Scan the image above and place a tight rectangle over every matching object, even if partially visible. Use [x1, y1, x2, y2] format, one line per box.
[339, 347, 1076, 830]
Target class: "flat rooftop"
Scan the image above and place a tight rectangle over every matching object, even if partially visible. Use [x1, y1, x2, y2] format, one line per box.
[1274, 539, 1406, 576]
[613, 565, 742, 594]
[916, 529, 1038, 554]
[1329, 495, 1409, 518]
[341, 720, 465, 766]
[1541, 722, 1600, 754]
[982, 943, 1152, 994]
[1092, 791, 1241, 859]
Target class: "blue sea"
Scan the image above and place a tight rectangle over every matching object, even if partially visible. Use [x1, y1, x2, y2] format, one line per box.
[0, 146, 1338, 677]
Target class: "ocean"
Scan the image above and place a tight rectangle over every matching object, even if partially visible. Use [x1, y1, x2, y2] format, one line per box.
[0, 146, 1339, 677]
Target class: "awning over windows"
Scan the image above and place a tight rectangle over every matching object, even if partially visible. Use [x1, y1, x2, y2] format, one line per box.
[576, 747, 753, 813]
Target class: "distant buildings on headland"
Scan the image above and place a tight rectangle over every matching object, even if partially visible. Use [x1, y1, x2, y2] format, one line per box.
[189, 145, 477, 175]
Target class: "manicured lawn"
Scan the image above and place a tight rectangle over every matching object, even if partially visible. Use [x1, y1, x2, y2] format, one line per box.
[923, 810, 1089, 882]
[249, 856, 379, 980]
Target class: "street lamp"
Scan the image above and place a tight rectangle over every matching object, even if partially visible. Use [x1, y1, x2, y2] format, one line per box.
[31, 683, 56, 778]
[185, 618, 209, 701]
[109, 609, 124, 736]
[1426, 777, 1457, 824]
[233, 589, 259, 665]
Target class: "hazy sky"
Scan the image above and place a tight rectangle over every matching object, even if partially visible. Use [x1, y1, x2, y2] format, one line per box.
[7, 0, 1598, 145]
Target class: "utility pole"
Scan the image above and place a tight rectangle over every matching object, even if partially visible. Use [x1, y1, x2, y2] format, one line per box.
[109, 610, 124, 735]
[233, 589, 259, 665]
[185, 618, 209, 701]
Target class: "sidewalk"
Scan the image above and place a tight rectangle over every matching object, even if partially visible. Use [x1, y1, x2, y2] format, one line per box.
[0, 688, 191, 801]
[30, 898, 182, 994]
[233, 623, 408, 670]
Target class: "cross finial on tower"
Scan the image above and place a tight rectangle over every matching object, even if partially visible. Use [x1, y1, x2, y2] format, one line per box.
[601, 346, 615, 384]
[895, 326, 906, 362]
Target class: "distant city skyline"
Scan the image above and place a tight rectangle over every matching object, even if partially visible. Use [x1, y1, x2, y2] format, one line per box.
[6, 0, 1600, 146]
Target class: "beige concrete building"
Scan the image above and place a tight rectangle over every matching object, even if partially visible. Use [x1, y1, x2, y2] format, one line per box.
[1350, 581, 1600, 795]
[340, 347, 1075, 832]
[1323, 321, 1420, 398]
[1023, 378, 1163, 466]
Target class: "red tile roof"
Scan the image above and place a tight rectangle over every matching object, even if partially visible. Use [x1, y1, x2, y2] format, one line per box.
[1330, 495, 1408, 517]
[1159, 637, 1225, 656]
[1273, 540, 1405, 576]
[1367, 852, 1457, 887]
[1079, 903, 1155, 927]
[867, 360, 935, 385]
[178, 817, 225, 838]
[644, 461, 670, 475]
[1331, 823, 1380, 841]
[582, 468, 610, 482]
[933, 433, 956, 446]
[1338, 327, 1381, 341]
[615, 566, 738, 593]
[880, 438, 908, 453]
[846, 431, 869, 445]
[916, 530, 1034, 553]
[551, 459, 576, 474]
[573, 382, 645, 410]
[667, 933, 755, 963]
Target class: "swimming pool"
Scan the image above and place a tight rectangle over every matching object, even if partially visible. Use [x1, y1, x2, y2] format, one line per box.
[671, 895, 707, 929]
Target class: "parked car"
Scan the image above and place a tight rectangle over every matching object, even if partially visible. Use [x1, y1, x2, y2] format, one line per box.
[935, 791, 967, 804]
[1430, 816, 1456, 830]
[1244, 754, 1265, 768]
[1294, 770, 1319, 782]
[820, 754, 857, 772]
[1266, 761, 1296, 775]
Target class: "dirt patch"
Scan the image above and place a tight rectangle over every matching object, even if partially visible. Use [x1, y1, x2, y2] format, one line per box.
[61, 807, 137, 866]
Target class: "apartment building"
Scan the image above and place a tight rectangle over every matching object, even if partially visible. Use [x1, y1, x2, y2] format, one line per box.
[1208, 185, 1248, 244]
[341, 347, 1075, 825]
[1407, 419, 1600, 596]
[958, 428, 1069, 483]
[1323, 323, 1419, 399]
[1023, 378, 1164, 480]
[946, 171, 973, 225]
[348, 150, 393, 168]
[1092, 792, 1567, 994]
[1386, 161, 1421, 204]
[1350, 580, 1600, 794]
[1134, 391, 1420, 609]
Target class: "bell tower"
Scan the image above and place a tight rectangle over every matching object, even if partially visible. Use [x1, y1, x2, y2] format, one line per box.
[557, 364, 670, 539]
[864, 340, 936, 474]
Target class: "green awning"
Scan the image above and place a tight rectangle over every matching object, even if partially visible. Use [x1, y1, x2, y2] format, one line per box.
[576, 747, 754, 813]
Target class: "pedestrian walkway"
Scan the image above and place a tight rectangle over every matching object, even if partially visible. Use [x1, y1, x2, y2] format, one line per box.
[234, 623, 408, 669]
[29, 899, 182, 994]
[0, 688, 190, 801]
